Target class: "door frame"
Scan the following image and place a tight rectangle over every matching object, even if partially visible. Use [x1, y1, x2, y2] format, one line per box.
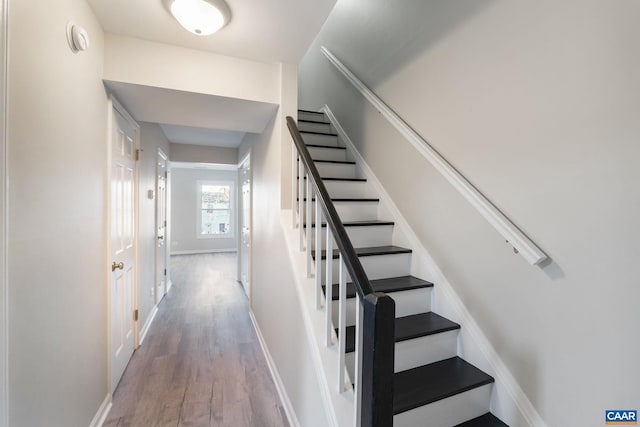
[106, 95, 140, 394]
[155, 148, 168, 302]
[165, 163, 172, 294]
[0, 0, 8, 423]
[237, 152, 252, 305]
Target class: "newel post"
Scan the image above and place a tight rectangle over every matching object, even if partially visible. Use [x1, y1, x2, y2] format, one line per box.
[360, 293, 395, 427]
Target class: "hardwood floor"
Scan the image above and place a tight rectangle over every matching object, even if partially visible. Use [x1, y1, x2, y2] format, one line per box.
[104, 253, 289, 427]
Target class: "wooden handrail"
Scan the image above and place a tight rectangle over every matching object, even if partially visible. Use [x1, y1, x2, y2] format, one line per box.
[287, 116, 395, 426]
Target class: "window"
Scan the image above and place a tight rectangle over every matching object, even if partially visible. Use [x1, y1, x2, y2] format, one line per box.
[198, 181, 233, 238]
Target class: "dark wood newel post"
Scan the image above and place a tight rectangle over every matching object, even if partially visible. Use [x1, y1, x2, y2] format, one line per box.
[361, 293, 395, 427]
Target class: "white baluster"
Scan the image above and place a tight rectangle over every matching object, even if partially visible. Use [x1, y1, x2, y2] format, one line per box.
[306, 175, 312, 277]
[298, 159, 304, 251]
[315, 196, 323, 309]
[325, 227, 333, 347]
[354, 294, 363, 426]
[338, 254, 347, 393]
[292, 144, 297, 228]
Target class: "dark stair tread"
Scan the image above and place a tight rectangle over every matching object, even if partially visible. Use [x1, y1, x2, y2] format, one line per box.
[303, 220, 395, 228]
[455, 413, 509, 427]
[297, 177, 367, 182]
[298, 109, 326, 115]
[341, 312, 460, 353]
[298, 118, 331, 125]
[312, 245, 411, 260]
[297, 117, 330, 125]
[394, 357, 495, 415]
[314, 159, 355, 165]
[297, 197, 379, 203]
[322, 177, 366, 182]
[300, 130, 339, 137]
[305, 144, 346, 150]
[297, 158, 355, 164]
[324, 275, 433, 300]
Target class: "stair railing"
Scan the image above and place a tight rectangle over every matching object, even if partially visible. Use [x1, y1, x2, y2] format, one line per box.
[287, 116, 395, 427]
[320, 46, 547, 266]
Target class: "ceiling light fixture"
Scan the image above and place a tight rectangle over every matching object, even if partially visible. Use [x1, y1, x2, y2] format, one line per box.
[163, 0, 231, 36]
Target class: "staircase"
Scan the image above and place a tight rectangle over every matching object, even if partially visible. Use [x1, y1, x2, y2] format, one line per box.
[295, 109, 509, 427]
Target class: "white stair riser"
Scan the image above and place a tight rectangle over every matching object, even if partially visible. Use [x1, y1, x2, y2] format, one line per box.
[393, 384, 493, 427]
[312, 162, 357, 179]
[298, 111, 326, 122]
[301, 180, 374, 198]
[331, 287, 431, 327]
[320, 252, 411, 283]
[310, 225, 394, 250]
[344, 329, 458, 378]
[300, 133, 339, 146]
[324, 181, 374, 198]
[306, 201, 379, 222]
[345, 352, 356, 383]
[395, 330, 458, 372]
[299, 121, 333, 133]
[307, 146, 347, 162]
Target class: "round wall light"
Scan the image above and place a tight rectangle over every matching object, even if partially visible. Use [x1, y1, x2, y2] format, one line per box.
[163, 0, 231, 36]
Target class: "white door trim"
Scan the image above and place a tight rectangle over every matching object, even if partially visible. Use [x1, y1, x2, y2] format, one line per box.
[155, 148, 168, 301]
[237, 151, 252, 306]
[238, 152, 251, 170]
[0, 0, 9, 424]
[106, 95, 140, 395]
[165, 164, 172, 293]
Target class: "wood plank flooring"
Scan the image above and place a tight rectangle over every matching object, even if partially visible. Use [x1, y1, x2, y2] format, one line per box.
[104, 253, 289, 427]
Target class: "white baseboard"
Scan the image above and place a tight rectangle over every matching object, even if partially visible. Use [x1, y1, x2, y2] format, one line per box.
[249, 311, 301, 427]
[89, 393, 112, 427]
[138, 305, 158, 346]
[170, 249, 237, 255]
[166, 280, 173, 294]
[322, 105, 546, 427]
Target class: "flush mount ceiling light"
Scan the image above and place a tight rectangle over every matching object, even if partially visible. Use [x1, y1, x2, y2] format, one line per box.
[163, 0, 231, 36]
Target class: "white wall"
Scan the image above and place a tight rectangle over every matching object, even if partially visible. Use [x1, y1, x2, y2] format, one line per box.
[170, 168, 237, 254]
[104, 34, 281, 104]
[138, 123, 170, 324]
[238, 63, 330, 427]
[8, 0, 109, 425]
[170, 143, 238, 165]
[299, 1, 640, 425]
[279, 64, 297, 209]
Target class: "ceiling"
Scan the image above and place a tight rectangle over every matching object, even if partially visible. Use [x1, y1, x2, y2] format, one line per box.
[87, 0, 337, 64]
[90, 0, 336, 149]
[104, 80, 278, 147]
[160, 125, 246, 148]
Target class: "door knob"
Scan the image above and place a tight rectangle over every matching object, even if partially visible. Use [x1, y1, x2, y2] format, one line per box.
[112, 261, 124, 272]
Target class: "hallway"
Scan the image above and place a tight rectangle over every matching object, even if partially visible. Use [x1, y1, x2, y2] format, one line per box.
[104, 253, 289, 427]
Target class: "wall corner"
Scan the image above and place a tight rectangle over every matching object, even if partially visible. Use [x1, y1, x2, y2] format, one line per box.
[280, 63, 298, 210]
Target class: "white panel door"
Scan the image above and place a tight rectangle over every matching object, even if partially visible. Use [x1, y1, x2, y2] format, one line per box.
[110, 106, 137, 393]
[156, 150, 168, 300]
